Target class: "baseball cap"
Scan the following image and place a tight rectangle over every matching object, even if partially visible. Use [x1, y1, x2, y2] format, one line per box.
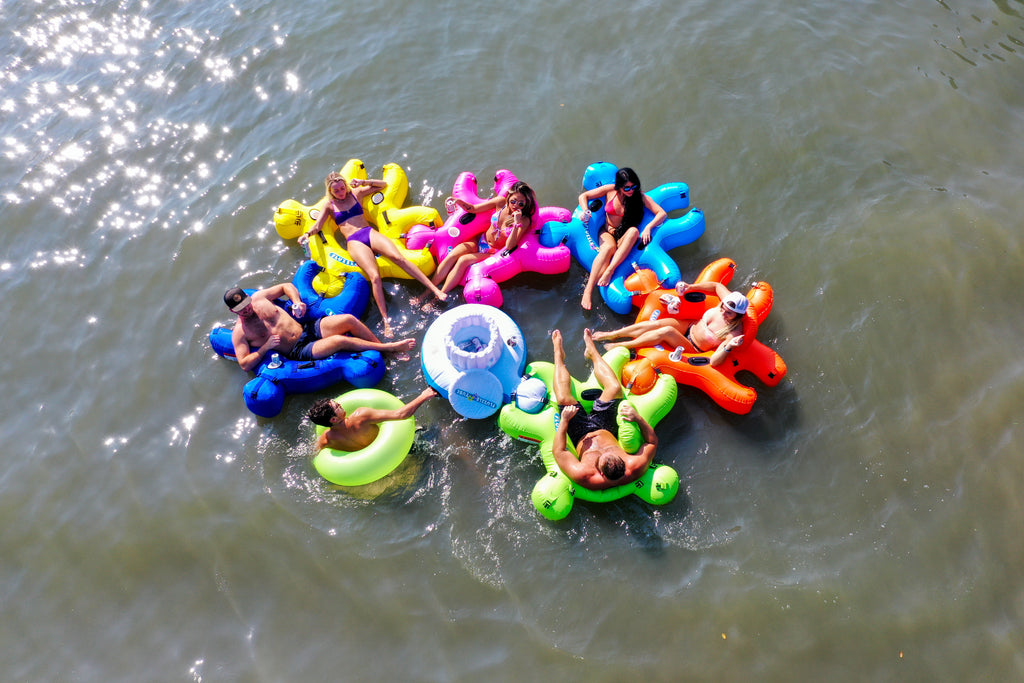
[224, 287, 252, 313]
[723, 292, 749, 315]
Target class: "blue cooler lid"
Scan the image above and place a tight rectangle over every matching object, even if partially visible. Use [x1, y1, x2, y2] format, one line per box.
[448, 369, 504, 419]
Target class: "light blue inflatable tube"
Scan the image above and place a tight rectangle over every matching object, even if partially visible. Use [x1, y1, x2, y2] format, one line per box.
[543, 162, 706, 314]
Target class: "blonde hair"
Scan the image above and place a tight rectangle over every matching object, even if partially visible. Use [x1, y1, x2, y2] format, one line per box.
[323, 171, 346, 200]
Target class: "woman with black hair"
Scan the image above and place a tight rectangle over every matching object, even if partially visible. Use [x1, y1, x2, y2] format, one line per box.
[577, 167, 667, 310]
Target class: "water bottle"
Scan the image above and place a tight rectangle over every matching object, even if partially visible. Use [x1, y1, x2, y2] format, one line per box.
[650, 309, 661, 321]
[267, 352, 283, 369]
[669, 346, 684, 362]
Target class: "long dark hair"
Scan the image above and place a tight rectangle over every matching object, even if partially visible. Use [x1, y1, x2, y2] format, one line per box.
[506, 180, 537, 219]
[614, 167, 644, 228]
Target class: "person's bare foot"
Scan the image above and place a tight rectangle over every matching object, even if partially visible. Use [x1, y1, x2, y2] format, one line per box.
[387, 338, 416, 361]
[597, 270, 612, 288]
[382, 319, 395, 339]
[551, 329, 563, 354]
[411, 293, 436, 312]
[581, 291, 593, 310]
[591, 329, 612, 341]
[583, 328, 599, 361]
[603, 341, 623, 351]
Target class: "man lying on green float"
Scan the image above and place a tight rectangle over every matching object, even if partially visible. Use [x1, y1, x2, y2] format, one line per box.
[499, 329, 679, 520]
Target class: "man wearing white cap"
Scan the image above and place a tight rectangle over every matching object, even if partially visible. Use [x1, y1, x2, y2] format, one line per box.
[594, 281, 750, 367]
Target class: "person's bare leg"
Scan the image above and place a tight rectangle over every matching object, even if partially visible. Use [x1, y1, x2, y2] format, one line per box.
[598, 227, 639, 287]
[440, 253, 484, 295]
[412, 243, 473, 308]
[311, 335, 415, 360]
[603, 326, 688, 351]
[584, 328, 622, 401]
[347, 241, 392, 337]
[369, 232, 448, 303]
[552, 330, 573, 405]
[592, 319, 664, 341]
[318, 313, 377, 343]
[432, 243, 475, 286]
[581, 242, 614, 311]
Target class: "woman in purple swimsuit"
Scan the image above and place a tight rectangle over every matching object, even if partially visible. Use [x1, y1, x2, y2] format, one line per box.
[300, 172, 447, 337]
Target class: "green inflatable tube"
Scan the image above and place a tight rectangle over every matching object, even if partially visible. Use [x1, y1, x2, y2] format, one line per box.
[498, 346, 680, 520]
[312, 388, 416, 487]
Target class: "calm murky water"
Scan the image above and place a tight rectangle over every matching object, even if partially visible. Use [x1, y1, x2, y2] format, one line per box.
[3, 0, 1024, 679]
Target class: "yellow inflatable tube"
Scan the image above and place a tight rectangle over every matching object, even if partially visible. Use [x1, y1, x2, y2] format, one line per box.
[364, 162, 443, 241]
[339, 158, 442, 240]
[273, 160, 439, 295]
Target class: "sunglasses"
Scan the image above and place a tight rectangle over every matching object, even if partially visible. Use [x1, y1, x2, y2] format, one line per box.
[621, 184, 638, 192]
[508, 197, 526, 208]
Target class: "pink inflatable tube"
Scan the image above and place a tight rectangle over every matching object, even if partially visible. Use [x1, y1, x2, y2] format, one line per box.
[461, 205, 573, 307]
[405, 170, 517, 261]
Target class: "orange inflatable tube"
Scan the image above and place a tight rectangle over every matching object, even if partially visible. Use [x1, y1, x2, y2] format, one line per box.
[620, 258, 787, 414]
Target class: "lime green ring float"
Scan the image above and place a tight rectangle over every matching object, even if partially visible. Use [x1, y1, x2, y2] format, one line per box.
[498, 346, 680, 520]
[312, 388, 416, 487]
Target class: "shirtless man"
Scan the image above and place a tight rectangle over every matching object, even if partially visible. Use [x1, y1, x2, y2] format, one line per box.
[224, 284, 416, 372]
[594, 282, 750, 367]
[308, 387, 438, 452]
[551, 329, 658, 490]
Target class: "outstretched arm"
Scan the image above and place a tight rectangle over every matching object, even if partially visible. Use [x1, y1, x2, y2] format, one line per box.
[353, 387, 439, 426]
[677, 280, 734, 302]
[301, 199, 336, 244]
[455, 196, 505, 214]
[254, 282, 302, 306]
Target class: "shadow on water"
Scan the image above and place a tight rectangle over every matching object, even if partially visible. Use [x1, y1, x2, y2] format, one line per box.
[723, 378, 801, 452]
[573, 488, 695, 558]
[326, 428, 437, 502]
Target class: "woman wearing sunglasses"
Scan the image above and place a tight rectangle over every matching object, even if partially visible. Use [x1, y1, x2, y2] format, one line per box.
[414, 180, 537, 307]
[577, 167, 667, 310]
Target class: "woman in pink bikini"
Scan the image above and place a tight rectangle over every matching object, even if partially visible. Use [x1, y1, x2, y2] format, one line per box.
[413, 180, 537, 308]
[300, 172, 447, 337]
[577, 167, 667, 310]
